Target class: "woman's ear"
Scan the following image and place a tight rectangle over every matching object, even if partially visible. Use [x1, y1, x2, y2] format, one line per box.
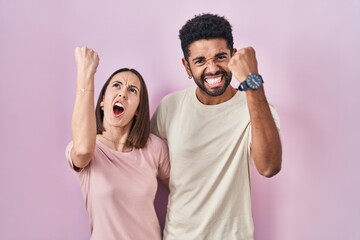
[99, 98, 104, 110]
[100, 96, 105, 107]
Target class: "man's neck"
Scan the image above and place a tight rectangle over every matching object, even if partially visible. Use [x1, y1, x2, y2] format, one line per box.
[195, 86, 237, 105]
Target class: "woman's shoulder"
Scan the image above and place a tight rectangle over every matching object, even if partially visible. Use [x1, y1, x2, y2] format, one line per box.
[144, 134, 168, 154]
[145, 134, 169, 166]
[147, 133, 167, 147]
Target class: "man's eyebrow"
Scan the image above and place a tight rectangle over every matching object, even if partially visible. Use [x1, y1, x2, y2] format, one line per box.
[192, 56, 205, 63]
[191, 52, 229, 63]
[215, 52, 229, 57]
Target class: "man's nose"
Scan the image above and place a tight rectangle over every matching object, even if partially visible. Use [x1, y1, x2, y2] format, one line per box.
[205, 59, 220, 73]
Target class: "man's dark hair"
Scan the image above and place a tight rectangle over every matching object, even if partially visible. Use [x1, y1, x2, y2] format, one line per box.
[179, 13, 234, 59]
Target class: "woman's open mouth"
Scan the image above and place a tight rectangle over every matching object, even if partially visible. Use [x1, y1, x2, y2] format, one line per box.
[113, 102, 124, 116]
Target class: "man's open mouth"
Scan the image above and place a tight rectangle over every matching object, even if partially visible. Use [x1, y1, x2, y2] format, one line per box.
[205, 76, 222, 86]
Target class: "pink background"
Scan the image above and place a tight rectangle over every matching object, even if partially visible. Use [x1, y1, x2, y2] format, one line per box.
[1, 0, 359, 239]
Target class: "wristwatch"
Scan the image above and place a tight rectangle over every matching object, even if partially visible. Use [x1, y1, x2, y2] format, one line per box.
[237, 73, 264, 91]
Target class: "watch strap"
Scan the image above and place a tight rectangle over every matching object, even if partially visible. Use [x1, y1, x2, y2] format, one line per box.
[238, 81, 248, 91]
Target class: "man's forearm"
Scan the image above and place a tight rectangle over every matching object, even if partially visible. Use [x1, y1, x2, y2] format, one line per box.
[246, 87, 282, 177]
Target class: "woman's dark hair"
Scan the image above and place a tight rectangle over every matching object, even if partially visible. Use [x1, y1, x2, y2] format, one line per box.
[95, 68, 150, 148]
[179, 13, 234, 59]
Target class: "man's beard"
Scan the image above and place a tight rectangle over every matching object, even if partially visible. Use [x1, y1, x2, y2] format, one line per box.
[194, 70, 232, 97]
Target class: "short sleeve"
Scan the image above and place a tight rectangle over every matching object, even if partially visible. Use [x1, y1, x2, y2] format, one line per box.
[65, 141, 83, 172]
[150, 135, 170, 180]
[65, 141, 76, 170]
[150, 99, 168, 141]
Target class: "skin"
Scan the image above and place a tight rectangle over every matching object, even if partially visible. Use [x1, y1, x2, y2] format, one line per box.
[99, 71, 141, 152]
[71, 46, 169, 187]
[182, 38, 236, 105]
[182, 38, 282, 177]
[71, 47, 99, 169]
[71, 47, 141, 161]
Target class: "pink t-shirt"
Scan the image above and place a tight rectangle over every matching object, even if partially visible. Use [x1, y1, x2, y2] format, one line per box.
[65, 134, 170, 240]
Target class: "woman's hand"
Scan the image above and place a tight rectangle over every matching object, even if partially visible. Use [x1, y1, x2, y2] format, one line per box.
[75, 46, 100, 81]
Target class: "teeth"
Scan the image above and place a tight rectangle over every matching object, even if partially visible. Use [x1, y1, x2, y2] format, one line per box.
[206, 77, 221, 85]
[114, 102, 123, 107]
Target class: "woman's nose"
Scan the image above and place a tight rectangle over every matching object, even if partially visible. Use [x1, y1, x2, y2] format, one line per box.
[118, 93, 126, 99]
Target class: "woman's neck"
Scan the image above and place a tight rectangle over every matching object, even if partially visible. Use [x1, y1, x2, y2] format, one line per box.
[99, 129, 132, 152]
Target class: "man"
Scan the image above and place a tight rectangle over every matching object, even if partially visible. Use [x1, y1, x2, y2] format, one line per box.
[151, 13, 282, 240]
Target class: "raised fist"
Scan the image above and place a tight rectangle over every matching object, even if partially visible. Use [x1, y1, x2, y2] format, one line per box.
[75, 46, 100, 78]
[228, 47, 258, 83]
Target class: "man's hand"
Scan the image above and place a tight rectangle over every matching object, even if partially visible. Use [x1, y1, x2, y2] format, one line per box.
[228, 47, 258, 83]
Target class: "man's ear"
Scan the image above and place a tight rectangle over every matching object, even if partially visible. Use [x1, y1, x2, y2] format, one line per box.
[231, 48, 237, 56]
[182, 58, 192, 76]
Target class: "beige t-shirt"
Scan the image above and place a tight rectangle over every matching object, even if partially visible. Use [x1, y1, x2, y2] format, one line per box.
[151, 87, 280, 240]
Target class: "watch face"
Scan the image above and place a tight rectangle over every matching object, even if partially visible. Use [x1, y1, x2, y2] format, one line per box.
[246, 74, 263, 89]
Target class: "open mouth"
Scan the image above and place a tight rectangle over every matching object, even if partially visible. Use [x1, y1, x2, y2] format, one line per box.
[113, 102, 124, 116]
[205, 76, 223, 88]
[206, 76, 222, 85]
[202, 71, 227, 88]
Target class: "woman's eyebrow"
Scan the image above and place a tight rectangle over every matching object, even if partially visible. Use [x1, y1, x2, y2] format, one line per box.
[129, 84, 139, 89]
[112, 80, 122, 84]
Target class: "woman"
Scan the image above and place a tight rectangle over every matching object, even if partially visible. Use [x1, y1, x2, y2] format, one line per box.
[66, 47, 170, 239]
